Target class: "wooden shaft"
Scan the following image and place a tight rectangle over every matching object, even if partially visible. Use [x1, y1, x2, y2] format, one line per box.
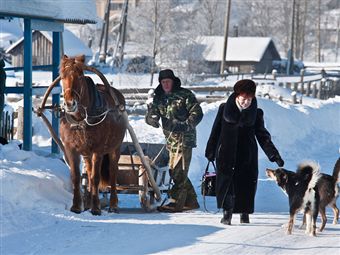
[122, 111, 161, 201]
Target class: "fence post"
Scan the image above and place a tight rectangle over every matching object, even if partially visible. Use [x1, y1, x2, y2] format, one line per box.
[299, 69, 304, 95]
[292, 82, 297, 92]
[17, 106, 24, 141]
[312, 82, 317, 98]
[317, 81, 322, 99]
[272, 69, 277, 80]
[329, 80, 334, 98]
[306, 81, 311, 97]
[291, 91, 297, 104]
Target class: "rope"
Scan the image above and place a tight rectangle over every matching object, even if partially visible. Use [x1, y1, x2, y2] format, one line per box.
[83, 108, 112, 126]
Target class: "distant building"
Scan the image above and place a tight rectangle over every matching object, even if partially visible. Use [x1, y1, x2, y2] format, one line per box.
[6, 29, 93, 67]
[192, 36, 281, 74]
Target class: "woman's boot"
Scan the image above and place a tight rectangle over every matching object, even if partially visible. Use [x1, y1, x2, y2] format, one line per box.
[240, 213, 250, 223]
[220, 209, 233, 225]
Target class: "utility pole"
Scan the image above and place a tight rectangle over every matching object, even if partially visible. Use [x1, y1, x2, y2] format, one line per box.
[287, 0, 295, 75]
[99, 0, 111, 63]
[336, 17, 340, 62]
[300, 0, 307, 61]
[150, 0, 158, 86]
[220, 0, 231, 75]
[113, 0, 129, 67]
[317, 0, 321, 62]
[295, 0, 300, 59]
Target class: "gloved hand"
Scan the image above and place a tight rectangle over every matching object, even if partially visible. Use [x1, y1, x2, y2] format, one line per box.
[146, 114, 160, 128]
[172, 119, 189, 132]
[270, 154, 284, 167]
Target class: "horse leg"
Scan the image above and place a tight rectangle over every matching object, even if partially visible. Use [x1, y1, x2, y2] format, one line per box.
[65, 148, 82, 213]
[83, 155, 92, 211]
[90, 153, 103, 215]
[108, 150, 119, 213]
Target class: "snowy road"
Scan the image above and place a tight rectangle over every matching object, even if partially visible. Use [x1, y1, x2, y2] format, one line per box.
[2, 207, 340, 255]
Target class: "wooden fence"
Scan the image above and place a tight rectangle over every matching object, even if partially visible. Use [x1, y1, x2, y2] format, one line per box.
[121, 76, 340, 107]
[192, 69, 340, 104]
[0, 110, 14, 141]
[120, 86, 234, 106]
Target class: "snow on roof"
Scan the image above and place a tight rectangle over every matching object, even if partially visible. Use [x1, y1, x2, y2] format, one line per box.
[0, 18, 23, 49]
[0, 0, 97, 24]
[196, 36, 275, 62]
[5, 29, 93, 57]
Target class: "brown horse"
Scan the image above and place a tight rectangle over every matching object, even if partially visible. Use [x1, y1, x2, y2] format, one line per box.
[59, 55, 126, 215]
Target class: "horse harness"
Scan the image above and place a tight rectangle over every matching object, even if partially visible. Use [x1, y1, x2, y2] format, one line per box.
[62, 76, 124, 129]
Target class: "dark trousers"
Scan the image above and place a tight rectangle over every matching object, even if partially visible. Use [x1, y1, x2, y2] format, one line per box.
[168, 147, 197, 206]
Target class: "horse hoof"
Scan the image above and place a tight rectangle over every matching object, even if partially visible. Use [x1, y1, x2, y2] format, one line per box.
[91, 209, 101, 216]
[108, 207, 119, 213]
[70, 206, 82, 214]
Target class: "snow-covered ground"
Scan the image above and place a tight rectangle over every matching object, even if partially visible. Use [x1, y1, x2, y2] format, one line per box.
[1, 72, 340, 255]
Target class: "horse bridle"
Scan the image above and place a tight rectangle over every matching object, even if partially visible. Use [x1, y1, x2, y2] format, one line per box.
[62, 75, 114, 128]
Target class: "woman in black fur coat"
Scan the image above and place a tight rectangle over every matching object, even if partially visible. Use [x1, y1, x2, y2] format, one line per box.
[205, 79, 284, 225]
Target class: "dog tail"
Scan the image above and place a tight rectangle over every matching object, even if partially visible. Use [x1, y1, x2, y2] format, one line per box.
[332, 157, 340, 183]
[297, 160, 321, 188]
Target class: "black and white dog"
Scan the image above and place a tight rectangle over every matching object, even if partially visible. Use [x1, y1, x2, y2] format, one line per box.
[301, 158, 339, 232]
[266, 161, 321, 236]
[266, 158, 340, 236]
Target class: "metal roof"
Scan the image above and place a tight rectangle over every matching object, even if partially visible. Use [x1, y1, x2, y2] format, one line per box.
[0, 0, 97, 24]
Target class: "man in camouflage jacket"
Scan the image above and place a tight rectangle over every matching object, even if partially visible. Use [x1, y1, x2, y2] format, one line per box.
[145, 69, 203, 212]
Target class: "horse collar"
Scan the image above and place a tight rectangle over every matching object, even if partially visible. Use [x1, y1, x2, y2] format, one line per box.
[65, 112, 86, 129]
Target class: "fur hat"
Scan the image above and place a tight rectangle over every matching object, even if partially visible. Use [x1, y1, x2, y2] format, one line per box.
[158, 69, 177, 83]
[233, 79, 256, 96]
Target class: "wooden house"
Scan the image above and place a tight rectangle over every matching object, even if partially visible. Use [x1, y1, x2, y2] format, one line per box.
[193, 36, 281, 74]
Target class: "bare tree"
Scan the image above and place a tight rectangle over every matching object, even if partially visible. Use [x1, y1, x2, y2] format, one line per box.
[195, 0, 224, 36]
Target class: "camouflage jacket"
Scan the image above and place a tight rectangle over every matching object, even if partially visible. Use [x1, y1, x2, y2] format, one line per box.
[146, 83, 203, 151]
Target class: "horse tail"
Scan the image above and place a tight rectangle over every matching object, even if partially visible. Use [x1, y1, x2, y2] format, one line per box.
[99, 154, 111, 191]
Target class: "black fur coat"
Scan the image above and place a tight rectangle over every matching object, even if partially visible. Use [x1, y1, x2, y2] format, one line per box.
[205, 93, 282, 213]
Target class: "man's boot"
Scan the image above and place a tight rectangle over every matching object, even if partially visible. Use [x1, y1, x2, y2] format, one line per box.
[220, 209, 233, 225]
[174, 190, 187, 212]
[183, 199, 200, 211]
[240, 213, 250, 223]
[157, 191, 188, 213]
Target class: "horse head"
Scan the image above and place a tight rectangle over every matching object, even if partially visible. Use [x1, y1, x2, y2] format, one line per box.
[60, 55, 88, 115]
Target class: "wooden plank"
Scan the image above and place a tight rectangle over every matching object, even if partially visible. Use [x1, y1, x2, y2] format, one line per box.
[118, 155, 144, 166]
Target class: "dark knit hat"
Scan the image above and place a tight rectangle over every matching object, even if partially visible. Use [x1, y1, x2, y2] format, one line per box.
[233, 79, 256, 96]
[158, 69, 177, 83]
